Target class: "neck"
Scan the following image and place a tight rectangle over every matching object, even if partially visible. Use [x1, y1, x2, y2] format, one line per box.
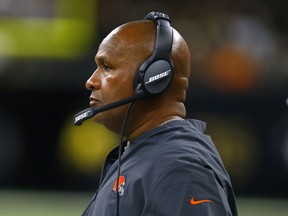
[124, 98, 186, 140]
[127, 115, 185, 140]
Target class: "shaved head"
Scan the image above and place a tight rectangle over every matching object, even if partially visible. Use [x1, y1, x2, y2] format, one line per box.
[103, 20, 191, 83]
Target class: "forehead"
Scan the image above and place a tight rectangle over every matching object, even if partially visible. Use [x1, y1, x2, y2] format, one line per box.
[96, 32, 127, 62]
[95, 22, 155, 63]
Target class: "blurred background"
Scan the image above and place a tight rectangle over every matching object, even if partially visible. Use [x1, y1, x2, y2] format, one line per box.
[0, 0, 288, 215]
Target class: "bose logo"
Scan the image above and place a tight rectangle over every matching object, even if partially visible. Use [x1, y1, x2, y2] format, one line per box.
[145, 69, 171, 84]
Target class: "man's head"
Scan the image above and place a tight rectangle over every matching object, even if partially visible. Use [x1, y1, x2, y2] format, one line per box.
[86, 13, 191, 139]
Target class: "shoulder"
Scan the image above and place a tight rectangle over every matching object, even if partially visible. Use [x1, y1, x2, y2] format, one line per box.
[128, 118, 231, 187]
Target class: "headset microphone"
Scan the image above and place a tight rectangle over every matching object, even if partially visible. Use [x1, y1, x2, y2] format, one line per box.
[73, 90, 145, 126]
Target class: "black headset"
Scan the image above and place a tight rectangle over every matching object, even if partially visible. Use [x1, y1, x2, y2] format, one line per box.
[133, 11, 174, 97]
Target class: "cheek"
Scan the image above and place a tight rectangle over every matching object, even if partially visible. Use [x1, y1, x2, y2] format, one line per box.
[108, 75, 134, 98]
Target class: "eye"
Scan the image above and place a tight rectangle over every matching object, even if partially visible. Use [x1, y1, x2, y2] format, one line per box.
[103, 63, 112, 72]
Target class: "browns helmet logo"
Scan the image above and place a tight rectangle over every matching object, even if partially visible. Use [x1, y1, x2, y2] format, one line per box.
[113, 175, 125, 196]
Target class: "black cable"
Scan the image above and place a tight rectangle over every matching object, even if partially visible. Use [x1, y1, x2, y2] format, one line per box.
[116, 102, 134, 216]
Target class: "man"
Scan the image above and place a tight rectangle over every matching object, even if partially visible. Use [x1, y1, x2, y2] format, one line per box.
[80, 12, 238, 216]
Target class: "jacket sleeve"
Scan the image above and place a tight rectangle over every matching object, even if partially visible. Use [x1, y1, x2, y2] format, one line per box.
[141, 161, 236, 216]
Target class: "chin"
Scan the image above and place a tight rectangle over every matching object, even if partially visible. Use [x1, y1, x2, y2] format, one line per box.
[93, 108, 129, 134]
[92, 114, 105, 125]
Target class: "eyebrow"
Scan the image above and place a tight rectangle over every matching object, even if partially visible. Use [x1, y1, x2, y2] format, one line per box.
[95, 54, 105, 64]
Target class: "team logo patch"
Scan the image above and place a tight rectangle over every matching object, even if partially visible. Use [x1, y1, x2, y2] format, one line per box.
[113, 175, 125, 196]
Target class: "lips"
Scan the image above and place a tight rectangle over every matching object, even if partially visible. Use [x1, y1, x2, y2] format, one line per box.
[89, 96, 100, 107]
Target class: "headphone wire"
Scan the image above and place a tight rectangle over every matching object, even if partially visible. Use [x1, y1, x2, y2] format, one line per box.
[116, 102, 134, 216]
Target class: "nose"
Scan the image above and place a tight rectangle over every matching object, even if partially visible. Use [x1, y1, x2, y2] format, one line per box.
[85, 70, 101, 90]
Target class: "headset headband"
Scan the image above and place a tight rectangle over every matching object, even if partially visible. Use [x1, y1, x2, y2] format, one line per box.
[134, 11, 174, 96]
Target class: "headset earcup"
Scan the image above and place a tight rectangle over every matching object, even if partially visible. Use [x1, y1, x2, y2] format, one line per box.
[143, 60, 173, 95]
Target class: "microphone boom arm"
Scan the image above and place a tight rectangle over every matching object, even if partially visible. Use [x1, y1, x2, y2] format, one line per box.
[73, 92, 145, 126]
